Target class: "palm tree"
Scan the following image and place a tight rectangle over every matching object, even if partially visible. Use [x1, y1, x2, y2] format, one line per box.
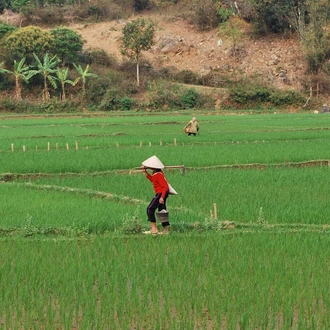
[73, 64, 97, 96]
[33, 53, 60, 101]
[55, 67, 79, 101]
[0, 58, 37, 99]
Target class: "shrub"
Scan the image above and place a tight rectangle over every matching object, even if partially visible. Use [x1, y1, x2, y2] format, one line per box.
[231, 85, 271, 104]
[0, 23, 17, 39]
[22, 7, 65, 26]
[71, 1, 127, 22]
[0, 98, 29, 112]
[0, 98, 82, 113]
[146, 80, 181, 109]
[228, 84, 305, 109]
[31, 100, 81, 114]
[86, 76, 112, 104]
[99, 88, 122, 111]
[158, 66, 178, 80]
[269, 90, 305, 106]
[0, 74, 12, 91]
[175, 69, 199, 84]
[81, 48, 118, 68]
[192, 0, 221, 31]
[118, 59, 153, 77]
[120, 96, 134, 110]
[120, 79, 140, 95]
[197, 71, 230, 87]
[217, 6, 232, 23]
[86, 5, 112, 20]
[180, 88, 201, 108]
[133, 0, 151, 11]
[146, 81, 205, 109]
[304, 48, 330, 75]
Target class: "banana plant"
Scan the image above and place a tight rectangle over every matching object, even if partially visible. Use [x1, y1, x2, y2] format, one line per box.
[0, 58, 37, 100]
[33, 53, 60, 101]
[55, 67, 79, 101]
[73, 63, 97, 96]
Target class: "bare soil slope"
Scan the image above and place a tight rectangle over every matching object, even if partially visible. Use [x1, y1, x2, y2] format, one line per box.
[72, 13, 305, 92]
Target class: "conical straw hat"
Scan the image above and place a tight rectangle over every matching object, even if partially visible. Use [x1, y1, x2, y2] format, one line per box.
[142, 155, 165, 169]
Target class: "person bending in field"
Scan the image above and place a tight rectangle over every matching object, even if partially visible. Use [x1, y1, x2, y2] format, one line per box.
[143, 166, 170, 235]
[184, 117, 199, 136]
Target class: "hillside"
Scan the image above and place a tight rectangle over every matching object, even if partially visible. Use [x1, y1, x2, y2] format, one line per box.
[0, 8, 312, 108]
[71, 12, 306, 93]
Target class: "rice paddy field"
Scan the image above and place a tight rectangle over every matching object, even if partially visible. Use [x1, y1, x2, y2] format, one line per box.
[1, 110, 330, 329]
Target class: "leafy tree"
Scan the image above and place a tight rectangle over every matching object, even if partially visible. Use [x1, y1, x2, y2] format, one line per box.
[0, 0, 10, 14]
[248, 0, 291, 34]
[133, 0, 150, 11]
[121, 18, 156, 86]
[10, 0, 30, 12]
[0, 58, 37, 99]
[296, 0, 330, 74]
[0, 23, 17, 39]
[50, 27, 84, 64]
[277, 0, 330, 74]
[73, 63, 97, 96]
[55, 67, 79, 101]
[5, 26, 54, 61]
[248, 0, 330, 73]
[33, 53, 60, 101]
[191, 0, 228, 31]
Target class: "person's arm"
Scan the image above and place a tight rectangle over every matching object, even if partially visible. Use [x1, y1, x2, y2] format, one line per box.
[142, 166, 152, 182]
[184, 121, 191, 133]
[184, 121, 192, 129]
[156, 172, 169, 200]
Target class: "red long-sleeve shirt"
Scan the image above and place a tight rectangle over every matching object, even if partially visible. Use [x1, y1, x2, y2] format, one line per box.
[146, 171, 169, 199]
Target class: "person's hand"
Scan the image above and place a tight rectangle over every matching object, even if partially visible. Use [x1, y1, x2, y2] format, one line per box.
[159, 197, 164, 204]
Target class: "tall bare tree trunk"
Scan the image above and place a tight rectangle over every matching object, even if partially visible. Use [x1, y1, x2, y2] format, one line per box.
[15, 77, 22, 100]
[61, 82, 66, 101]
[44, 77, 50, 101]
[136, 61, 140, 87]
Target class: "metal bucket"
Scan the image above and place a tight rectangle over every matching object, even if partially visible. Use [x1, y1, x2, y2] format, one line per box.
[156, 210, 169, 222]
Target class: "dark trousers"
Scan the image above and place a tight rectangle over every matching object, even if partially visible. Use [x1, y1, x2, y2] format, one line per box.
[147, 192, 170, 227]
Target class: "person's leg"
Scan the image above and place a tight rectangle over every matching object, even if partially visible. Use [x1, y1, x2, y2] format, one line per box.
[150, 221, 158, 233]
[146, 194, 161, 233]
[158, 192, 170, 233]
[161, 222, 169, 234]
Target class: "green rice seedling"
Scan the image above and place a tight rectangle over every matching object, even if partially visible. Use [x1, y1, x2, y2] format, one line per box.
[2, 233, 330, 328]
[1, 112, 330, 152]
[14, 165, 330, 229]
[2, 111, 330, 329]
[1, 112, 330, 177]
[2, 138, 330, 175]
[0, 182, 147, 233]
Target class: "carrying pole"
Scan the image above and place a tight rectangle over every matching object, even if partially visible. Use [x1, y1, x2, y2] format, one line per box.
[132, 165, 186, 175]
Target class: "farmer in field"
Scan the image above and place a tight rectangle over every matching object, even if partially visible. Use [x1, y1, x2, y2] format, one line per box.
[142, 156, 170, 235]
[184, 117, 199, 136]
